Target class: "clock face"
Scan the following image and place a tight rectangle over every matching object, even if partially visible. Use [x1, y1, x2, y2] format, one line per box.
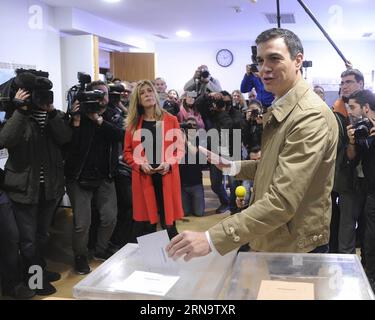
[216, 49, 233, 67]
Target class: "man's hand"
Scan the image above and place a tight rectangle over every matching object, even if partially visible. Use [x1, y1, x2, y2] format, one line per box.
[14, 89, 30, 110]
[70, 101, 81, 126]
[198, 146, 233, 171]
[152, 162, 170, 175]
[246, 64, 252, 76]
[346, 124, 356, 144]
[370, 126, 375, 137]
[166, 231, 211, 262]
[208, 92, 222, 100]
[236, 197, 246, 209]
[345, 60, 353, 70]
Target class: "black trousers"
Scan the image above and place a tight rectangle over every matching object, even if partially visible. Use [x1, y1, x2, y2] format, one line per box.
[110, 174, 134, 246]
[10, 184, 60, 273]
[363, 192, 375, 279]
[329, 192, 340, 253]
[132, 173, 178, 241]
[0, 201, 21, 290]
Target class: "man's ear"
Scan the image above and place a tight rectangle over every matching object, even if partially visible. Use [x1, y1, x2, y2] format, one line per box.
[364, 103, 370, 114]
[295, 52, 304, 70]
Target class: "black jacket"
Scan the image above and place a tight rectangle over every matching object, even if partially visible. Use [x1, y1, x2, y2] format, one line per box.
[332, 112, 365, 194]
[64, 109, 124, 180]
[0, 109, 72, 204]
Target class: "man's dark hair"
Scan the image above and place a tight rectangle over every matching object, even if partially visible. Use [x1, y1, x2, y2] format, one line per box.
[349, 89, 375, 111]
[250, 145, 261, 154]
[314, 85, 324, 93]
[220, 90, 231, 97]
[248, 99, 262, 109]
[255, 28, 304, 59]
[87, 80, 108, 91]
[341, 69, 364, 84]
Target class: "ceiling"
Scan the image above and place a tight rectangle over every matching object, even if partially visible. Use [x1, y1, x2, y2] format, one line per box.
[41, 0, 374, 43]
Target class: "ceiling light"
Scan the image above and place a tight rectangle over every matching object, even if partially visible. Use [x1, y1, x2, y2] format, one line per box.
[176, 30, 191, 38]
[102, 0, 122, 3]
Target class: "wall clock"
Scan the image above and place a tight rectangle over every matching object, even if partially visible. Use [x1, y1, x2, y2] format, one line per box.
[216, 49, 233, 67]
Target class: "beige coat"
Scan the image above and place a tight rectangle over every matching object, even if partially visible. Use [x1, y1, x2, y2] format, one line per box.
[209, 79, 338, 254]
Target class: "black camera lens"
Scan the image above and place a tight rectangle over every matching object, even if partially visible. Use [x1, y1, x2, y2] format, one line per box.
[354, 125, 370, 140]
[201, 70, 210, 79]
[251, 109, 259, 117]
[353, 118, 373, 140]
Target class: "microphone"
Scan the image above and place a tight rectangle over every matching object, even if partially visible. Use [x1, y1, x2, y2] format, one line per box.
[235, 186, 246, 199]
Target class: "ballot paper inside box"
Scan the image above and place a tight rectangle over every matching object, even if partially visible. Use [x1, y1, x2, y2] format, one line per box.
[225, 252, 375, 300]
[73, 243, 236, 300]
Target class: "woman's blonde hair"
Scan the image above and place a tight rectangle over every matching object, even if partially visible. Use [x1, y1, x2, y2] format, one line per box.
[232, 89, 246, 106]
[126, 79, 165, 132]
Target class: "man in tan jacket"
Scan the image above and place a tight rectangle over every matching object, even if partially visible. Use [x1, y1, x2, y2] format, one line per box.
[167, 28, 338, 260]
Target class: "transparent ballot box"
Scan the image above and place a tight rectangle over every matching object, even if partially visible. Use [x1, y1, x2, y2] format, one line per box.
[225, 252, 375, 300]
[73, 243, 236, 300]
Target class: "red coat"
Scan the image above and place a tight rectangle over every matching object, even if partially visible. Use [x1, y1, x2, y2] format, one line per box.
[124, 113, 185, 225]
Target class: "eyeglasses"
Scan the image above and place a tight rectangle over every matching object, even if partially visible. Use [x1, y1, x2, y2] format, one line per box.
[340, 80, 357, 86]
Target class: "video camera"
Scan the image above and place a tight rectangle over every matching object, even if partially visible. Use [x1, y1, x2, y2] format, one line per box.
[67, 72, 105, 115]
[108, 83, 125, 105]
[354, 118, 373, 140]
[0, 68, 53, 116]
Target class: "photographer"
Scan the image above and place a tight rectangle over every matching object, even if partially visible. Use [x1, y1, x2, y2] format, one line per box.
[0, 80, 72, 296]
[346, 90, 375, 290]
[180, 117, 206, 217]
[195, 91, 233, 213]
[101, 83, 134, 250]
[162, 89, 180, 116]
[222, 91, 245, 214]
[240, 63, 274, 108]
[330, 69, 366, 254]
[184, 65, 222, 96]
[64, 80, 124, 274]
[242, 99, 263, 157]
[177, 91, 205, 130]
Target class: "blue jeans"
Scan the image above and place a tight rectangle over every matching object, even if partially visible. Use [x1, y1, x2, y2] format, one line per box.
[181, 184, 205, 216]
[209, 165, 228, 206]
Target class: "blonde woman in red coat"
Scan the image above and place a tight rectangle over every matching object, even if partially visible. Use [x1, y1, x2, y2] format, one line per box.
[124, 80, 185, 239]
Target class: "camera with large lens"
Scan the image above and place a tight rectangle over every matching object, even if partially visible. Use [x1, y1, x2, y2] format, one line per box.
[250, 109, 260, 118]
[0, 68, 53, 117]
[206, 95, 225, 111]
[67, 72, 105, 115]
[108, 83, 125, 105]
[200, 68, 210, 79]
[354, 118, 373, 140]
[76, 90, 105, 114]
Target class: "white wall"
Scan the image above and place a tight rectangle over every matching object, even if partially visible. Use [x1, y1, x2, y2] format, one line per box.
[303, 40, 375, 90]
[0, 0, 63, 108]
[60, 35, 96, 110]
[155, 40, 375, 95]
[99, 50, 111, 69]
